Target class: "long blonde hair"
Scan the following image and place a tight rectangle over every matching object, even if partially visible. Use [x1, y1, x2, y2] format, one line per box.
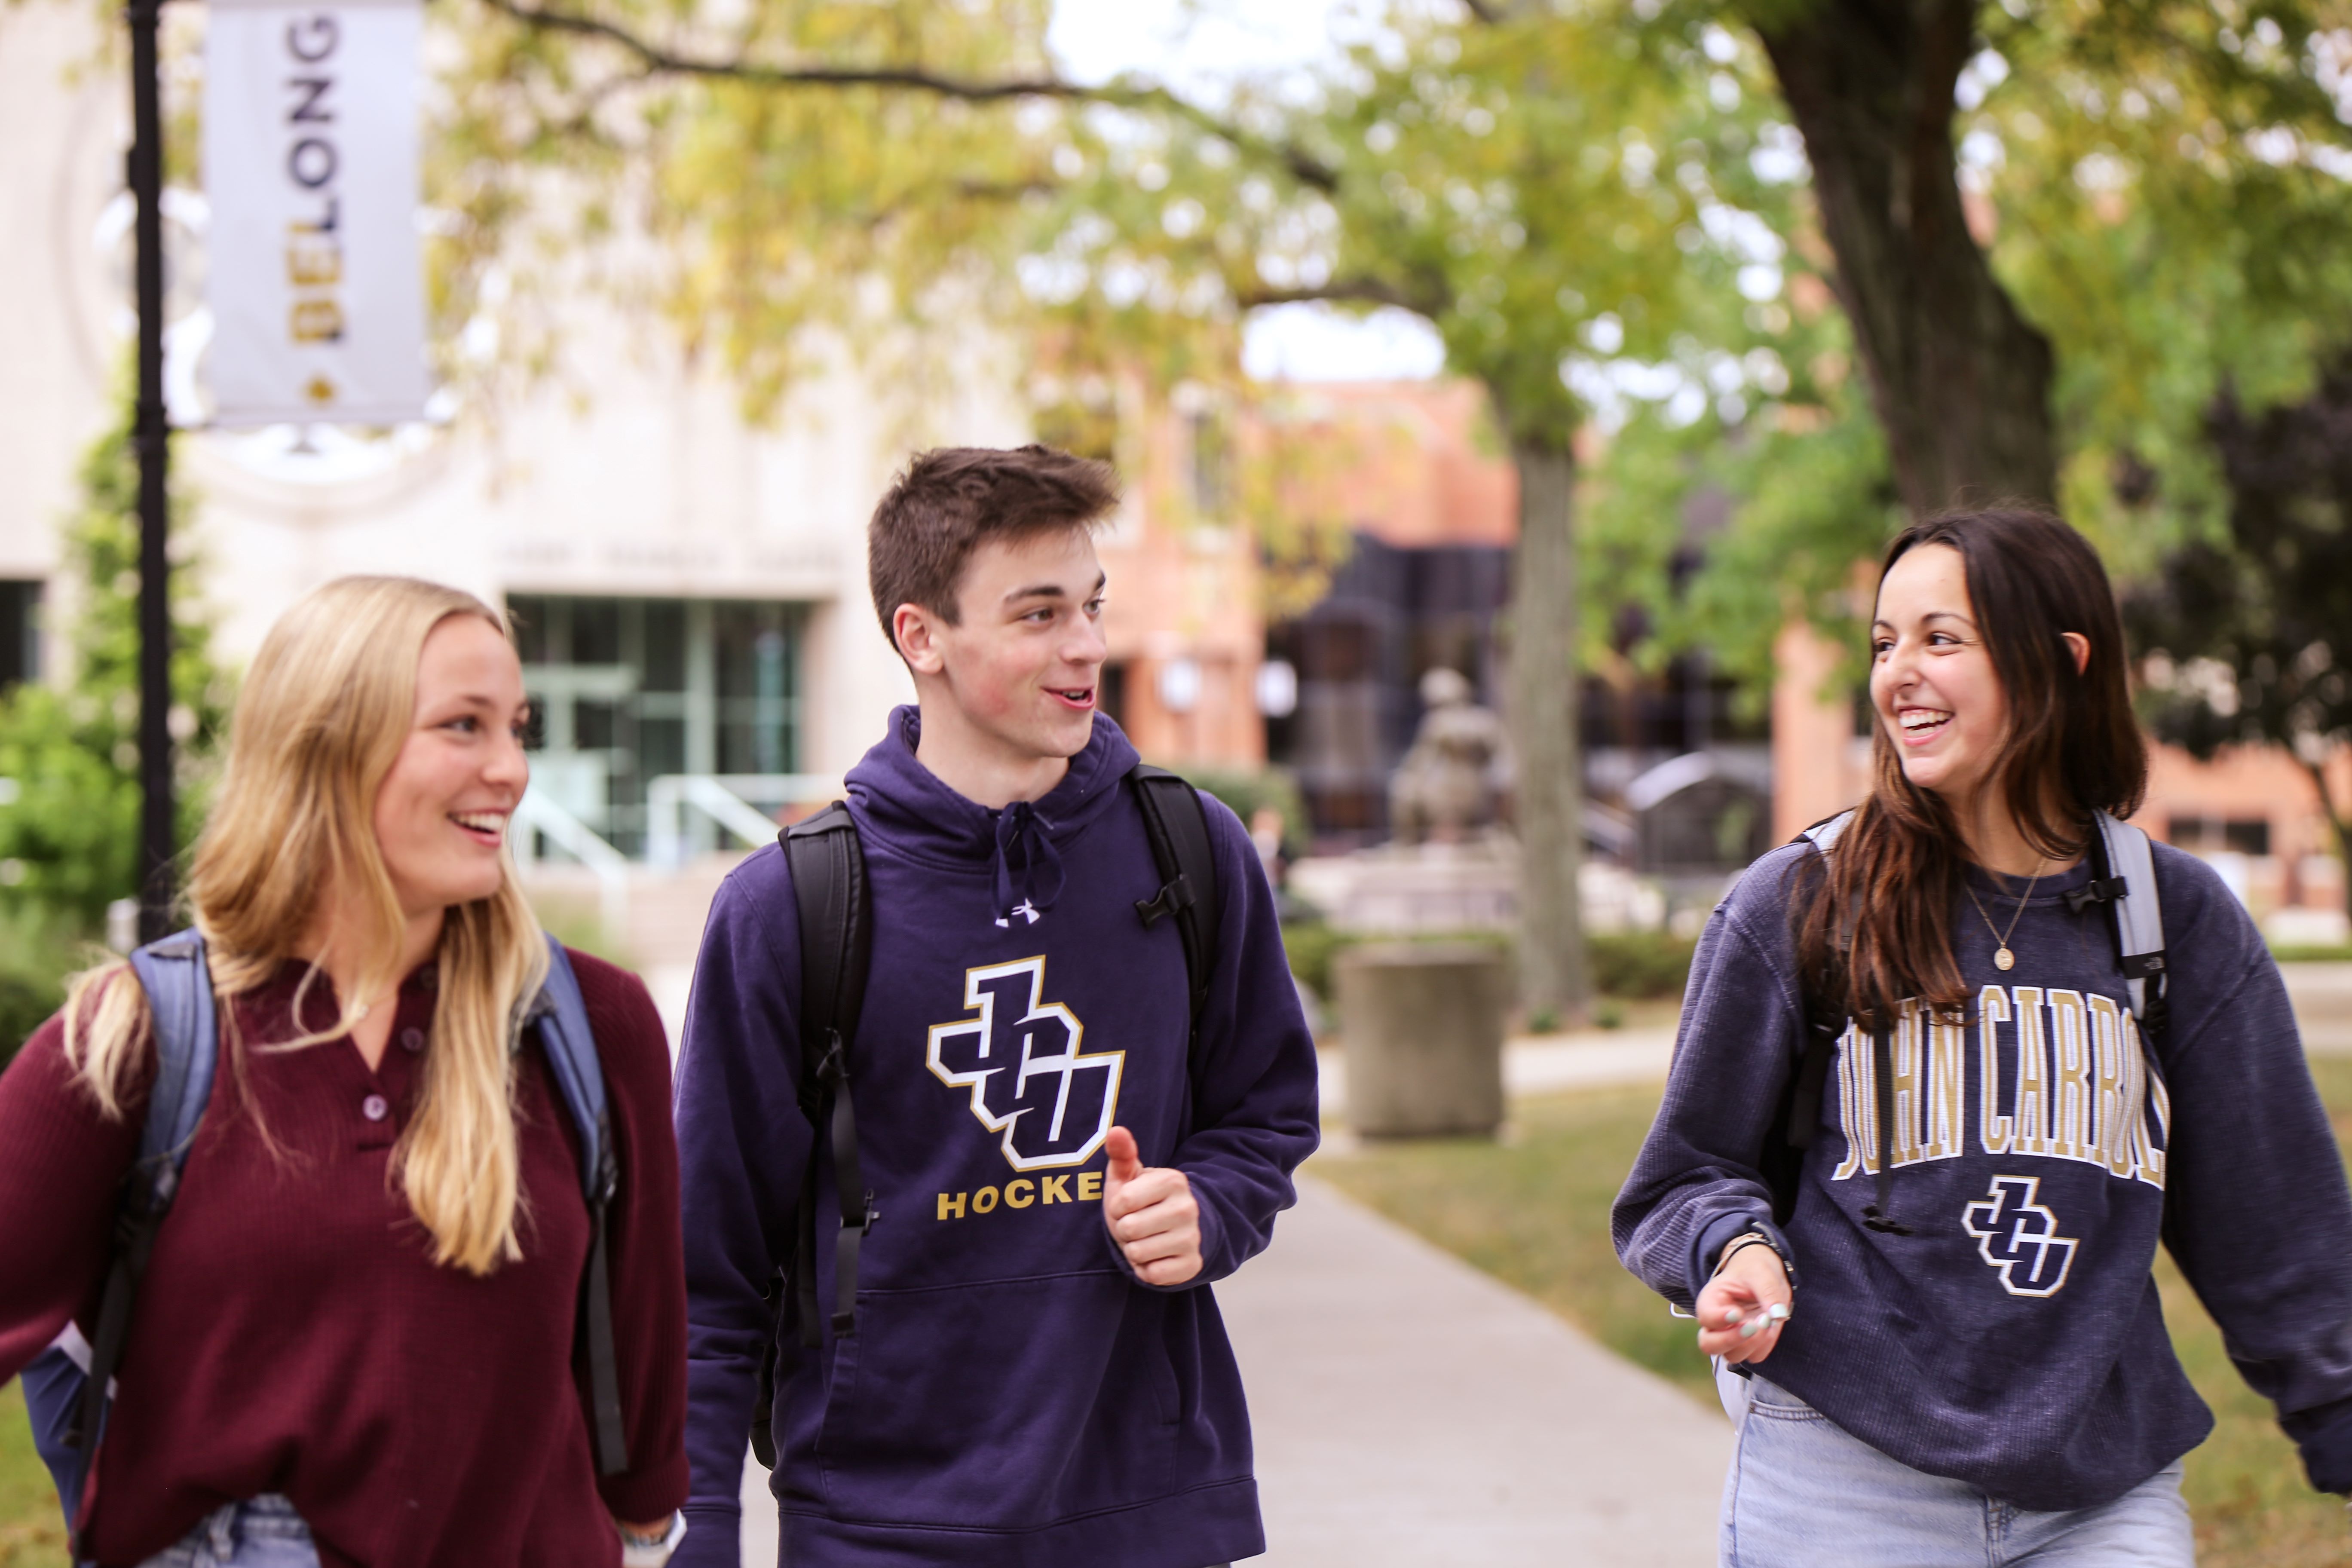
[64, 576, 550, 1275]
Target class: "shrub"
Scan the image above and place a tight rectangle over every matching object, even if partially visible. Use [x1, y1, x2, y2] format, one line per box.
[1280, 920, 1358, 1003]
[1585, 929, 1697, 1000]
[1283, 922, 1696, 1007]
[1176, 766, 1308, 858]
[0, 908, 95, 1070]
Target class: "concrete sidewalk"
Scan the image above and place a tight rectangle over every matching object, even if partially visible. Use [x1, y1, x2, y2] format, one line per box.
[1217, 1176, 1728, 1566]
[738, 1174, 1730, 1566]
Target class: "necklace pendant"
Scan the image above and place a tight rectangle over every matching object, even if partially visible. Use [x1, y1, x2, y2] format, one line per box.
[1994, 947, 2015, 971]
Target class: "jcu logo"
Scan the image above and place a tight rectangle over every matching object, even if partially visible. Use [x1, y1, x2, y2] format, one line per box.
[927, 957, 1123, 1171]
[1961, 1175, 2079, 1298]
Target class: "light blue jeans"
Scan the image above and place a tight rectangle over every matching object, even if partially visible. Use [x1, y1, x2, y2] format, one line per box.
[137, 1494, 320, 1568]
[1718, 1371, 2195, 1567]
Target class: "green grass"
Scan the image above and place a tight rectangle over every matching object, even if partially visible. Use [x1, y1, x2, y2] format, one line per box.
[0, 1380, 65, 1567]
[1316, 1060, 2352, 1568]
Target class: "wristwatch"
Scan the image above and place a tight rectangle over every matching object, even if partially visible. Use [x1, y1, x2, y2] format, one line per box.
[619, 1512, 687, 1568]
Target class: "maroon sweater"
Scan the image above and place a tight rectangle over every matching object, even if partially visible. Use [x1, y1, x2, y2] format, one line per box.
[0, 949, 689, 1567]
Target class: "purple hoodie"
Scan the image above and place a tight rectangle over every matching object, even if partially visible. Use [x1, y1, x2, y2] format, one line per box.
[673, 709, 1319, 1568]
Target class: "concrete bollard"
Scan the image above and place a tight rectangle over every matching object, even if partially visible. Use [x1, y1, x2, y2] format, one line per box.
[1335, 942, 1507, 1138]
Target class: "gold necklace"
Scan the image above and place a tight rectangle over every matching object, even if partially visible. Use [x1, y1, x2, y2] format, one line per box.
[1966, 858, 2047, 972]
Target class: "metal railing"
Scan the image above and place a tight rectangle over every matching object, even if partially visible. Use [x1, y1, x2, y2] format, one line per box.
[645, 774, 841, 868]
[513, 786, 631, 936]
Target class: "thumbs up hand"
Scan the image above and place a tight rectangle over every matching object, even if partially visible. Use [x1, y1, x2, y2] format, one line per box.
[1102, 1126, 1203, 1286]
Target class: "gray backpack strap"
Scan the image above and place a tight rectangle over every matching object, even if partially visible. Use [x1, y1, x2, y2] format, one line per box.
[2076, 811, 2167, 1028]
[1799, 809, 1855, 854]
[529, 937, 629, 1477]
[1782, 811, 1856, 1153]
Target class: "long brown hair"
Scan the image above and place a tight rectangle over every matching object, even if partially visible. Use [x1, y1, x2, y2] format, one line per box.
[1794, 508, 2147, 1024]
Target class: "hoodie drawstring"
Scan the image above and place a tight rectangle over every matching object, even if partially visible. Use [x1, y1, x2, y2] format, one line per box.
[1862, 1020, 1913, 1235]
[992, 801, 1067, 925]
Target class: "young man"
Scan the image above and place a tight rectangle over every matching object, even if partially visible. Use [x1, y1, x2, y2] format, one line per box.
[673, 445, 1321, 1568]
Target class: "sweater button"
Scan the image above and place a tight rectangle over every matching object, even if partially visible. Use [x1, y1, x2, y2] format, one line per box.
[399, 1027, 425, 1053]
[362, 1093, 389, 1123]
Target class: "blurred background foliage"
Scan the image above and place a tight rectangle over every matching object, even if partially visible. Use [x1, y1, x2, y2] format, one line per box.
[429, 0, 2352, 802]
[0, 387, 232, 1060]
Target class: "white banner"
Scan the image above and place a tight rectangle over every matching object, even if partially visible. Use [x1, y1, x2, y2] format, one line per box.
[202, 0, 429, 427]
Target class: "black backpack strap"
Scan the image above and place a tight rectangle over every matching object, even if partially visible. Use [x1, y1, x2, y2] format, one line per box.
[782, 805, 876, 1350]
[1127, 765, 1222, 1067]
[62, 931, 219, 1556]
[529, 938, 630, 1478]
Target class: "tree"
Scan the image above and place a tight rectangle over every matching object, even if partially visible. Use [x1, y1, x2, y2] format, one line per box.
[0, 399, 229, 928]
[1740, 0, 2057, 512]
[2125, 358, 2352, 915]
[1281, 10, 1787, 1019]
[1712, 0, 2352, 523]
[449, 0, 1790, 1022]
[1598, 0, 2352, 760]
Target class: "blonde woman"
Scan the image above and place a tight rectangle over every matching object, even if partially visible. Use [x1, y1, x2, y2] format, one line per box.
[0, 578, 687, 1566]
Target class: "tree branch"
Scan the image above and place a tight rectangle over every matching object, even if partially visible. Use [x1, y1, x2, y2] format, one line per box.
[482, 0, 1342, 192]
[1238, 276, 1448, 316]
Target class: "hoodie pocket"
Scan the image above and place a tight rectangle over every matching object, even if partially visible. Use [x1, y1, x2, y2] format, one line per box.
[815, 1271, 1180, 1528]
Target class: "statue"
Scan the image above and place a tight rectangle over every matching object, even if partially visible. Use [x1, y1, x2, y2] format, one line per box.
[1388, 668, 1507, 845]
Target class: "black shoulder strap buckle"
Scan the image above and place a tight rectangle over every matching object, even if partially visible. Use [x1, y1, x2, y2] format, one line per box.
[1135, 871, 1197, 928]
[2062, 876, 2128, 915]
[1125, 766, 1221, 1050]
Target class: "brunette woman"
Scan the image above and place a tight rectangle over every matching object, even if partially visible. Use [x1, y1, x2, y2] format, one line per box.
[1615, 510, 2352, 1565]
[0, 577, 687, 1566]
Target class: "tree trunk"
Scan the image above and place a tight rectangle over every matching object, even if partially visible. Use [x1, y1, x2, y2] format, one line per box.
[1508, 438, 1592, 1025]
[2303, 760, 2352, 923]
[1750, 0, 2058, 513]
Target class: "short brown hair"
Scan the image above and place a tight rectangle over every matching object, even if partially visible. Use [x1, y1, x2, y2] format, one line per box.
[868, 445, 1121, 645]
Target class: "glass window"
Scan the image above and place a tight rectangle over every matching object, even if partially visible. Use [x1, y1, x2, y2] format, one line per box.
[576, 699, 618, 752]
[0, 582, 41, 689]
[572, 599, 623, 665]
[509, 593, 803, 854]
[643, 600, 686, 693]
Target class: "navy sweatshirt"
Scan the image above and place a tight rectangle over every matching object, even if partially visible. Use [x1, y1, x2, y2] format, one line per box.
[674, 709, 1320, 1568]
[1615, 838, 2352, 1510]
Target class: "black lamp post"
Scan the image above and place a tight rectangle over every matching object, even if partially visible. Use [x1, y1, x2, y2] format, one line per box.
[128, 0, 175, 943]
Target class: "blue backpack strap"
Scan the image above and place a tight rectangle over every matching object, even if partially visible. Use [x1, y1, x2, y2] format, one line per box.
[529, 935, 630, 1477]
[36, 929, 218, 1556]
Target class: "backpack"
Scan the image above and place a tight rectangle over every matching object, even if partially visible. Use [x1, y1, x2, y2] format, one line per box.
[1765, 808, 2168, 1234]
[749, 763, 1222, 1469]
[22, 930, 631, 1558]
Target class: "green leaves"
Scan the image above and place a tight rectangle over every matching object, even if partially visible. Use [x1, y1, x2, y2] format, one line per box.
[0, 396, 229, 926]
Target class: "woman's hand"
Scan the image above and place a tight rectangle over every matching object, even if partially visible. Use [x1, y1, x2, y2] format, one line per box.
[1695, 1241, 1792, 1365]
[617, 1512, 681, 1567]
